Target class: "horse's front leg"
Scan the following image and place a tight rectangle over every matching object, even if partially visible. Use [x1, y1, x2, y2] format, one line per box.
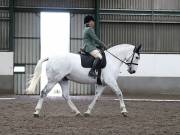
[34, 82, 56, 117]
[84, 85, 105, 116]
[105, 79, 128, 117]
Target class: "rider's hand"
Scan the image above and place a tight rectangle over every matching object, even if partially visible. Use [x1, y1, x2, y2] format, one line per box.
[100, 42, 108, 50]
[103, 44, 108, 50]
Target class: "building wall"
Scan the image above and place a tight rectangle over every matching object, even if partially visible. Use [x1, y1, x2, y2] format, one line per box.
[0, 0, 13, 94]
[99, 0, 180, 96]
[0, 0, 9, 50]
[99, 0, 180, 53]
[14, 12, 40, 94]
[100, 0, 180, 10]
[115, 54, 180, 96]
[0, 52, 13, 94]
[117, 77, 180, 97]
[14, 0, 95, 9]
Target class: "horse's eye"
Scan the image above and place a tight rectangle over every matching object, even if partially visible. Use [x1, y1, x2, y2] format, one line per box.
[136, 57, 139, 59]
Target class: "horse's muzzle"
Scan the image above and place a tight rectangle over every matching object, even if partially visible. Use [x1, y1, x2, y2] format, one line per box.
[127, 69, 136, 74]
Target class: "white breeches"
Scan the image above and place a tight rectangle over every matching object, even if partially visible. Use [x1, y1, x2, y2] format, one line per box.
[89, 49, 102, 59]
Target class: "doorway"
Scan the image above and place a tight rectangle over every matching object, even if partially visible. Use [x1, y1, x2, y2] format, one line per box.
[40, 12, 70, 96]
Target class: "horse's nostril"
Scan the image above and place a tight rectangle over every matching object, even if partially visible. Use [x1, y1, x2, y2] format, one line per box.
[130, 70, 135, 74]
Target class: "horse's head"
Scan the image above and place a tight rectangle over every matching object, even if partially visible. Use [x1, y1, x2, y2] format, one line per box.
[126, 44, 142, 74]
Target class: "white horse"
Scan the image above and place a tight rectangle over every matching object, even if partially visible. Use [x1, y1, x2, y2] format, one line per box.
[26, 44, 141, 117]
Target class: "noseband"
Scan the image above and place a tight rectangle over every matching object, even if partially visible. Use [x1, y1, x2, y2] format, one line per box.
[125, 52, 139, 66]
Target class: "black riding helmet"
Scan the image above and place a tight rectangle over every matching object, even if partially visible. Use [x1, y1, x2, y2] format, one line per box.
[84, 15, 95, 24]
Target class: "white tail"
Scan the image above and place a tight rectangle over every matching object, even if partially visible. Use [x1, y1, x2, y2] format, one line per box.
[26, 57, 49, 94]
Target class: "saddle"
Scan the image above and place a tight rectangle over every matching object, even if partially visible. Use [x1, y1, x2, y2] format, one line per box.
[79, 49, 106, 85]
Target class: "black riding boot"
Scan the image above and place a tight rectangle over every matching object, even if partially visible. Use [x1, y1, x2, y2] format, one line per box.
[88, 58, 101, 78]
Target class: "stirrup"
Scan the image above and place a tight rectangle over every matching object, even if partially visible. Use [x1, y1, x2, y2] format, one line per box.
[88, 71, 97, 78]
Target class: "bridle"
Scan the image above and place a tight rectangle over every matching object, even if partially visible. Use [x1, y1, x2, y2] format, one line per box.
[105, 49, 139, 66]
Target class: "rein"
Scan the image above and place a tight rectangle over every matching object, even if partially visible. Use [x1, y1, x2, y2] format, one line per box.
[105, 50, 138, 66]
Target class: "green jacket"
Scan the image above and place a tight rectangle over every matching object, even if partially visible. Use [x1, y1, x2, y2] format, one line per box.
[83, 27, 104, 53]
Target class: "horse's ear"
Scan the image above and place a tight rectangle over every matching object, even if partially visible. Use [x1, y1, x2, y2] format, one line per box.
[134, 44, 142, 53]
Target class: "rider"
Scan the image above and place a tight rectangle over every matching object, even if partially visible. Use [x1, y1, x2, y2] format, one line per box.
[83, 15, 107, 78]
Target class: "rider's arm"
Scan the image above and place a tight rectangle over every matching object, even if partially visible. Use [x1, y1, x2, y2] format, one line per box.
[88, 28, 106, 48]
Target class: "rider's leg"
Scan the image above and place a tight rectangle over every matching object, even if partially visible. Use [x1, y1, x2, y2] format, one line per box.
[88, 49, 102, 78]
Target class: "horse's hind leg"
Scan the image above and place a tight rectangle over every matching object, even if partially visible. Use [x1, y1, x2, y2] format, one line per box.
[34, 81, 56, 117]
[59, 80, 81, 116]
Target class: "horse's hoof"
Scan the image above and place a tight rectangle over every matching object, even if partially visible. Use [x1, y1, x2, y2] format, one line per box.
[75, 112, 82, 117]
[33, 113, 40, 118]
[84, 112, 91, 117]
[121, 111, 128, 117]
